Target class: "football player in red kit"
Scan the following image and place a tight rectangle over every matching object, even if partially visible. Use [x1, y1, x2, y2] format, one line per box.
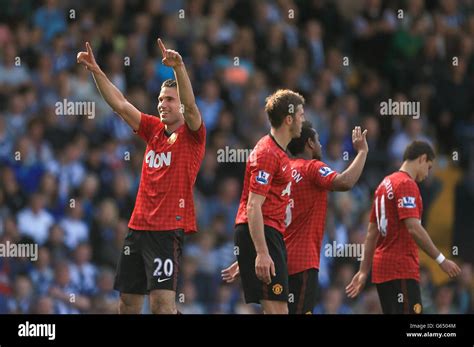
[346, 141, 461, 314]
[77, 39, 205, 314]
[284, 121, 368, 314]
[234, 89, 305, 314]
[223, 121, 368, 314]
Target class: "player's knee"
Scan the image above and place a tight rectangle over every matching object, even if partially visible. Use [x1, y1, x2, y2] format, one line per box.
[149, 291, 176, 314]
[271, 302, 288, 314]
[262, 300, 288, 314]
[119, 293, 143, 314]
[150, 299, 176, 314]
[150, 302, 176, 314]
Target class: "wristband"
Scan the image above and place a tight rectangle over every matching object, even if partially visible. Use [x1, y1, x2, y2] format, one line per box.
[436, 253, 446, 264]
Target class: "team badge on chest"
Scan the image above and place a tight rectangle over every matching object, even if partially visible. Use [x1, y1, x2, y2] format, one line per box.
[167, 132, 178, 145]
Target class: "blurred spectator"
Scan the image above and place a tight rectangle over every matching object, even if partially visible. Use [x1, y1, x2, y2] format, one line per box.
[314, 286, 353, 314]
[33, 0, 67, 43]
[186, 232, 219, 305]
[425, 284, 460, 314]
[44, 224, 69, 264]
[48, 261, 90, 314]
[352, 286, 382, 314]
[30, 296, 55, 314]
[196, 79, 224, 132]
[7, 275, 33, 314]
[17, 192, 54, 245]
[388, 118, 432, 166]
[69, 243, 98, 296]
[29, 247, 54, 296]
[60, 200, 89, 250]
[90, 199, 121, 267]
[90, 267, 119, 314]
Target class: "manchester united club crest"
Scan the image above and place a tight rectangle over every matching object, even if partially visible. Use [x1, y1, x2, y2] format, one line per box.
[167, 132, 178, 145]
[272, 284, 283, 295]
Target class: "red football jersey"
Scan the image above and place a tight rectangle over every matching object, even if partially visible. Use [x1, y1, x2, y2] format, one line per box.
[128, 113, 206, 233]
[370, 171, 423, 283]
[235, 135, 292, 233]
[284, 159, 337, 275]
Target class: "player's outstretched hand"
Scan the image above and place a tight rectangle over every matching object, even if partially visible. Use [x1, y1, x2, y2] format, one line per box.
[221, 262, 240, 283]
[439, 259, 461, 278]
[352, 126, 368, 153]
[157, 38, 183, 68]
[345, 271, 367, 298]
[255, 253, 275, 285]
[76, 42, 100, 73]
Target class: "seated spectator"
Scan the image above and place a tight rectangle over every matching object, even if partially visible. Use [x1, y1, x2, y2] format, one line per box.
[17, 193, 54, 245]
[29, 247, 54, 295]
[48, 261, 90, 314]
[59, 200, 89, 250]
[7, 275, 34, 314]
[69, 243, 98, 296]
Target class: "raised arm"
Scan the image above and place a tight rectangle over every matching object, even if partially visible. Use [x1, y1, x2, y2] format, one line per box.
[77, 42, 140, 131]
[157, 38, 202, 131]
[332, 126, 368, 191]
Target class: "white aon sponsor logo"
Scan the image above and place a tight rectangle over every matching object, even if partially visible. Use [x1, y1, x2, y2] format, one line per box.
[146, 150, 172, 168]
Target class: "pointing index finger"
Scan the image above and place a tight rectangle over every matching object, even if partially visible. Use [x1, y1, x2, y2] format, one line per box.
[157, 38, 166, 56]
[86, 42, 92, 55]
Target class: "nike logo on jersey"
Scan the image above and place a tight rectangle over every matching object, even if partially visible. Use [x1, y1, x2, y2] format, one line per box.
[157, 277, 171, 283]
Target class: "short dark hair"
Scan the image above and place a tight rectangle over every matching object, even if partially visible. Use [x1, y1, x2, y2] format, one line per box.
[161, 79, 177, 89]
[403, 141, 435, 162]
[288, 120, 315, 156]
[264, 89, 305, 128]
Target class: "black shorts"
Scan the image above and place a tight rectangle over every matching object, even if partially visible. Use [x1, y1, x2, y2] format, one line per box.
[376, 279, 422, 314]
[288, 268, 318, 314]
[234, 223, 288, 304]
[114, 228, 184, 294]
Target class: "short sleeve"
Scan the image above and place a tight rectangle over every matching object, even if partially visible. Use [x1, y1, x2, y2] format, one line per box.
[248, 149, 279, 197]
[308, 161, 338, 190]
[184, 120, 206, 145]
[396, 179, 422, 221]
[135, 113, 164, 143]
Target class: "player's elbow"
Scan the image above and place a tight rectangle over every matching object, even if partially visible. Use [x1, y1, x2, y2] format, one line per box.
[405, 220, 419, 236]
[246, 199, 263, 214]
[332, 175, 353, 191]
[246, 201, 259, 212]
[113, 100, 128, 116]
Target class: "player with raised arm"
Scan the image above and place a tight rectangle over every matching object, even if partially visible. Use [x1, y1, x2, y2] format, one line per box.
[77, 39, 205, 314]
[346, 141, 461, 314]
[223, 121, 369, 314]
